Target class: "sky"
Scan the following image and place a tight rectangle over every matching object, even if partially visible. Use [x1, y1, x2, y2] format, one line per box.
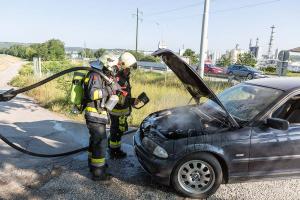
[0, 0, 299, 54]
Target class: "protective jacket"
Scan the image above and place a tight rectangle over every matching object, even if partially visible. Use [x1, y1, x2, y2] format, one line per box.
[83, 71, 111, 124]
[109, 70, 135, 116]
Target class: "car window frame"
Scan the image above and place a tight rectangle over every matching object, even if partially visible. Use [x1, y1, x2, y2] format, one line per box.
[252, 89, 300, 126]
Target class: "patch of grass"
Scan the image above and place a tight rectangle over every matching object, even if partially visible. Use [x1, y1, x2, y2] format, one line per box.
[287, 71, 300, 77]
[11, 62, 232, 126]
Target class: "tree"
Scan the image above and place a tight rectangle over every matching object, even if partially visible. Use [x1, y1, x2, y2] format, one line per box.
[217, 54, 232, 67]
[183, 49, 198, 65]
[25, 47, 37, 60]
[35, 43, 48, 60]
[2, 39, 65, 61]
[127, 50, 159, 62]
[94, 48, 106, 58]
[0, 48, 7, 54]
[46, 39, 65, 60]
[237, 52, 257, 67]
[140, 55, 160, 62]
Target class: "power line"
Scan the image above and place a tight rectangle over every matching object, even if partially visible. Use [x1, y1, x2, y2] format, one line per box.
[145, 1, 204, 17]
[211, 0, 280, 14]
[149, 0, 281, 22]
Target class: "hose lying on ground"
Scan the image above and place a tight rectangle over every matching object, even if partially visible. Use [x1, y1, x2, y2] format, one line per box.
[0, 129, 138, 158]
[0, 66, 137, 157]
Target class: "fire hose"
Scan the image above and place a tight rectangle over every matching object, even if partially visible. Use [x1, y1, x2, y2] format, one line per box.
[0, 66, 138, 157]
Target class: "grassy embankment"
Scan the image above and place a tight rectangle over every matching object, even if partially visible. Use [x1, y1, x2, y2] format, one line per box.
[11, 61, 232, 126]
[261, 67, 300, 77]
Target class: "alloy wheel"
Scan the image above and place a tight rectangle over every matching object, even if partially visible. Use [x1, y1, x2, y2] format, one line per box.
[177, 160, 215, 194]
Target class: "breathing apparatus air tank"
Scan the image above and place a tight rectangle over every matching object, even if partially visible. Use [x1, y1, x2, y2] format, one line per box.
[70, 72, 86, 112]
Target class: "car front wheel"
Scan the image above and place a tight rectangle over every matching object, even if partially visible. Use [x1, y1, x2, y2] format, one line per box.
[247, 73, 253, 80]
[171, 153, 223, 199]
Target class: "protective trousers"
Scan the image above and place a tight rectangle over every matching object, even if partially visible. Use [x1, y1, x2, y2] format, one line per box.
[86, 121, 107, 169]
[109, 114, 128, 150]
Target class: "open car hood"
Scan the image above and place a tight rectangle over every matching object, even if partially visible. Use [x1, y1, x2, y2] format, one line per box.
[152, 49, 239, 127]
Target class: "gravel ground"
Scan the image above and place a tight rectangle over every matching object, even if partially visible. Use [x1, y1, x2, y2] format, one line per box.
[3, 143, 300, 200]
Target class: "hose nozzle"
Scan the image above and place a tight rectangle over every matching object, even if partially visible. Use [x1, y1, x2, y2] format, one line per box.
[0, 89, 17, 102]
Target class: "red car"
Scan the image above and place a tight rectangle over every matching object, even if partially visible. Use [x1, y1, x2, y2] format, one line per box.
[204, 64, 224, 74]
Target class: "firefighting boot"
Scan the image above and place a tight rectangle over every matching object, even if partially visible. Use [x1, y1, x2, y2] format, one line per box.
[89, 158, 110, 173]
[88, 158, 92, 172]
[92, 166, 112, 182]
[109, 148, 127, 159]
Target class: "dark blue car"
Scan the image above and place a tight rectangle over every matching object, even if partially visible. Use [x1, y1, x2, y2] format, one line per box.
[227, 64, 266, 79]
[134, 49, 300, 198]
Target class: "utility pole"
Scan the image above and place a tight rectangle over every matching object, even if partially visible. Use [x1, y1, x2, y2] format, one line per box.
[134, 8, 143, 52]
[136, 8, 139, 52]
[199, 0, 210, 78]
[267, 25, 275, 59]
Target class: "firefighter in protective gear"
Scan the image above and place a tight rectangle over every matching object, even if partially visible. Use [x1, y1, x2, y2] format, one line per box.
[108, 52, 138, 158]
[85, 54, 117, 181]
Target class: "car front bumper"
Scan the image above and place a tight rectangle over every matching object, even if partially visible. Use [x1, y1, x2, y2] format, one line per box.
[133, 131, 175, 186]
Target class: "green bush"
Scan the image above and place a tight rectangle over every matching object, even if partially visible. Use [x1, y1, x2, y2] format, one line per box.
[0, 39, 65, 61]
[261, 66, 276, 73]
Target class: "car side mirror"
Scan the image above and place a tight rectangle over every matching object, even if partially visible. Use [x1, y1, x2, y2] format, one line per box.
[266, 118, 289, 131]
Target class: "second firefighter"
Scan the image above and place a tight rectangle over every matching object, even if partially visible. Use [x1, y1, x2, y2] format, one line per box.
[108, 52, 138, 158]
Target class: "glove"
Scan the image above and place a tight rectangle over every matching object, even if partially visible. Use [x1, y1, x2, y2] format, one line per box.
[130, 98, 138, 106]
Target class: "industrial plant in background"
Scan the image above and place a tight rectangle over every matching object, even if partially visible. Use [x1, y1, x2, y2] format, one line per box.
[249, 38, 260, 59]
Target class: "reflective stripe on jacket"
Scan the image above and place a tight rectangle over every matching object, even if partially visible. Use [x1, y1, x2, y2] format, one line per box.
[108, 107, 130, 116]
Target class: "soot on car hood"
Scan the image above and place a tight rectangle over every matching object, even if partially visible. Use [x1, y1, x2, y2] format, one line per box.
[141, 106, 229, 139]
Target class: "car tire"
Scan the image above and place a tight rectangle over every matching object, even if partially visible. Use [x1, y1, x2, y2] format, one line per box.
[228, 72, 234, 79]
[247, 73, 253, 80]
[171, 152, 223, 199]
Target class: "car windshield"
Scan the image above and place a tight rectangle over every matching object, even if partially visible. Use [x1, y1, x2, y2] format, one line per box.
[199, 84, 283, 122]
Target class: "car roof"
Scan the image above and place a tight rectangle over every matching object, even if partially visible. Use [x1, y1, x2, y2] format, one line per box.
[245, 77, 300, 91]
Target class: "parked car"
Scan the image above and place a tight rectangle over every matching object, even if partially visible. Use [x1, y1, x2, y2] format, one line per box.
[134, 49, 300, 199]
[227, 64, 266, 79]
[204, 64, 224, 74]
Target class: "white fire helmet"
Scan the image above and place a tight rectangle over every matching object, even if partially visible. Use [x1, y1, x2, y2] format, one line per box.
[119, 52, 137, 70]
[99, 51, 118, 71]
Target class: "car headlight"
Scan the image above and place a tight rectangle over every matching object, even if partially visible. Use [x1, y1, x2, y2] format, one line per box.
[142, 137, 168, 158]
[153, 146, 168, 158]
